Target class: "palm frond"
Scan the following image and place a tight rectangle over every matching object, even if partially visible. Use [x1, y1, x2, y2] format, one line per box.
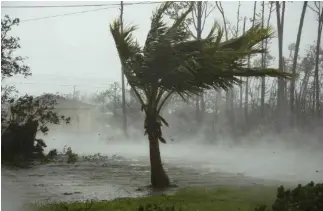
[144, 2, 172, 54]
[110, 3, 291, 109]
[219, 23, 275, 50]
[109, 19, 140, 64]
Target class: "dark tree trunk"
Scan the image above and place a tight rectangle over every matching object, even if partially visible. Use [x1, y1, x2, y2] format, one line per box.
[275, 1, 286, 132]
[146, 115, 170, 188]
[290, 1, 307, 126]
[245, 1, 257, 125]
[148, 132, 170, 188]
[314, 7, 323, 116]
[196, 1, 202, 122]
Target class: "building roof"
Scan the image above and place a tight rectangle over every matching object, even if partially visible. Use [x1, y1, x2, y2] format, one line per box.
[54, 98, 96, 109]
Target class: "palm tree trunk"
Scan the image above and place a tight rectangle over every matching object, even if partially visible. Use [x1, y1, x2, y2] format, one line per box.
[148, 134, 170, 188]
[146, 115, 170, 188]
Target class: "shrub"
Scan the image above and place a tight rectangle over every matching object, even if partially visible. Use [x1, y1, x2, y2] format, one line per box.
[272, 181, 323, 211]
[65, 147, 78, 164]
[255, 181, 323, 211]
[46, 149, 58, 160]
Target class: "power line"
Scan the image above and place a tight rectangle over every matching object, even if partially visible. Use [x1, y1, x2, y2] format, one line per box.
[19, 8, 107, 23]
[2, 4, 114, 9]
[10, 1, 162, 23]
[2, 1, 161, 9]
[4, 81, 118, 88]
[20, 6, 117, 22]
[24, 73, 120, 81]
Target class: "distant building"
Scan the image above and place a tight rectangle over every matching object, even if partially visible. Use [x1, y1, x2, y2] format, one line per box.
[51, 98, 99, 133]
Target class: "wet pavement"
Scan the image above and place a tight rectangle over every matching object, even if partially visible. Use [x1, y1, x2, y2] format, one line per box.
[1, 155, 280, 205]
[2, 140, 322, 206]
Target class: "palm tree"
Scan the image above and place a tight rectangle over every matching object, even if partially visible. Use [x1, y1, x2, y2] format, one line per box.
[110, 2, 290, 188]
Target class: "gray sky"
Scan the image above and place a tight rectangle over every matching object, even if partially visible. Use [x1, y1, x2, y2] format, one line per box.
[1, 1, 319, 97]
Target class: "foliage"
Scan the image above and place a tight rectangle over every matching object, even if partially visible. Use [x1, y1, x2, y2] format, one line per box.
[1, 94, 71, 163]
[2, 94, 70, 135]
[42, 146, 79, 164]
[271, 181, 323, 211]
[253, 182, 323, 211]
[43, 149, 122, 165]
[82, 153, 109, 162]
[92, 82, 122, 114]
[65, 146, 78, 164]
[1, 15, 31, 79]
[46, 149, 58, 160]
[3, 94, 70, 133]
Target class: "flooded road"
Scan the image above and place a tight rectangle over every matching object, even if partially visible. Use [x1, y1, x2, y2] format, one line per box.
[2, 133, 323, 206]
[1, 155, 276, 204]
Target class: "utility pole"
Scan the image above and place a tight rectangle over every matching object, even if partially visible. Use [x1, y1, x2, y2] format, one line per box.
[196, 1, 202, 122]
[113, 82, 117, 116]
[120, 1, 128, 136]
[73, 85, 76, 100]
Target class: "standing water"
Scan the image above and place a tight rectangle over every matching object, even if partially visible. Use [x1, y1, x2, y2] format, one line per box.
[2, 132, 323, 206]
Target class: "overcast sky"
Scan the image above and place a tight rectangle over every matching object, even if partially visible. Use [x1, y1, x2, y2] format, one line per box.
[1, 1, 320, 97]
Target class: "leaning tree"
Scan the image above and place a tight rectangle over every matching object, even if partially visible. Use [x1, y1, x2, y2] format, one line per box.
[110, 2, 290, 188]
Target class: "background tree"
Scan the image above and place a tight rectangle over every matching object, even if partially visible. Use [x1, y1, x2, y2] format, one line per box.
[309, 2, 323, 116]
[290, 1, 307, 126]
[245, 1, 258, 124]
[1, 15, 30, 79]
[1, 15, 70, 165]
[165, 1, 216, 122]
[1, 15, 29, 120]
[275, 1, 286, 131]
[260, 2, 274, 119]
[110, 2, 290, 188]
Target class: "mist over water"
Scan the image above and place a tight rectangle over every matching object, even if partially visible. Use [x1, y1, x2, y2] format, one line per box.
[42, 130, 323, 184]
[2, 127, 322, 210]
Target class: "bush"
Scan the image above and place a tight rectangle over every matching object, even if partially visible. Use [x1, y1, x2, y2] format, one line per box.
[272, 181, 323, 211]
[65, 147, 78, 164]
[42, 147, 79, 164]
[255, 181, 323, 211]
[137, 182, 323, 211]
[46, 149, 58, 160]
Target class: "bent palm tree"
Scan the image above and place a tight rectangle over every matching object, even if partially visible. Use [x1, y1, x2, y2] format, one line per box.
[110, 2, 290, 188]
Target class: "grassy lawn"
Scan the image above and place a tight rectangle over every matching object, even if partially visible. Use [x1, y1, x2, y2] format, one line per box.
[32, 185, 278, 211]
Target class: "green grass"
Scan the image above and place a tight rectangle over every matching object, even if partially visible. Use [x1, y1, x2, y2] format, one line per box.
[32, 185, 278, 211]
